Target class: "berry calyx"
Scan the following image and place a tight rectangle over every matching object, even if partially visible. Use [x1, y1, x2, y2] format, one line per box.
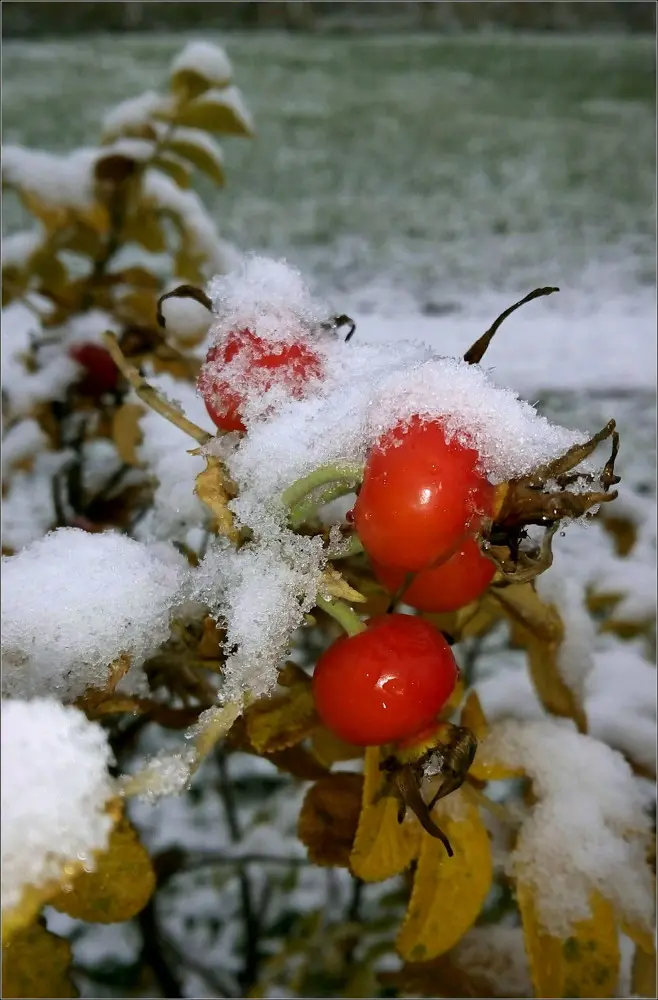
[353, 416, 494, 572]
[372, 537, 496, 613]
[68, 343, 119, 396]
[197, 329, 323, 433]
[312, 614, 459, 747]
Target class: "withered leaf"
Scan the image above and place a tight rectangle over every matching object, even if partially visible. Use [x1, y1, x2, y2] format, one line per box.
[112, 403, 144, 466]
[379, 955, 508, 998]
[311, 726, 363, 767]
[245, 680, 318, 754]
[298, 773, 364, 867]
[2, 921, 77, 999]
[50, 815, 155, 924]
[194, 454, 239, 543]
[493, 584, 587, 733]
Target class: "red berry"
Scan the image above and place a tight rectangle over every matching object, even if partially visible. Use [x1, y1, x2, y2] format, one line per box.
[312, 615, 458, 747]
[353, 417, 494, 572]
[69, 343, 119, 396]
[197, 329, 323, 433]
[372, 536, 496, 613]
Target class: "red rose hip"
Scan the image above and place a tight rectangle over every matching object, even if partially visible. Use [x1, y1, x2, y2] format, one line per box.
[312, 614, 459, 747]
[354, 416, 494, 572]
[198, 328, 323, 433]
[372, 537, 496, 613]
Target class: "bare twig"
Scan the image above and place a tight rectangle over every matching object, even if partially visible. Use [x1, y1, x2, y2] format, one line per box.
[103, 331, 212, 444]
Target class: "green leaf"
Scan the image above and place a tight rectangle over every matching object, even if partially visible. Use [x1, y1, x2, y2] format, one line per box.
[166, 87, 254, 137]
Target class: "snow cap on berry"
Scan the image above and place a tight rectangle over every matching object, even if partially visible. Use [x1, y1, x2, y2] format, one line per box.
[206, 253, 330, 346]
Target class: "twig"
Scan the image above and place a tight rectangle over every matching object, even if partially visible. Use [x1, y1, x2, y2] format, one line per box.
[138, 897, 184, 999]
[103, 331, 212, 445]
[217, 751, 262, 994]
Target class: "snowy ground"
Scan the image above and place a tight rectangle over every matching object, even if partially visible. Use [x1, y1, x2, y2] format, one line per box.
[3, 29, 656, 998]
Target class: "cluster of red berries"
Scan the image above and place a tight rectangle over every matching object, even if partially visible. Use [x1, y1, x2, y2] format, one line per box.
[196, 327, 498, 750]
[315, 417, 495, 748]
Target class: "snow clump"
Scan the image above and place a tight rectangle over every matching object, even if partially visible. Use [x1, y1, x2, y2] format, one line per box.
[1, 699, 114, 916]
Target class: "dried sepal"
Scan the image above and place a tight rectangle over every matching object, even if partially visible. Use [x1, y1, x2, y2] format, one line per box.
[379, 723, 479, 857]
[484, 420, 620, 585]
[464, 286, 559, 365]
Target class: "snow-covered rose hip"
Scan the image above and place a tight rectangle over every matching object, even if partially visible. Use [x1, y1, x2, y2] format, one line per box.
[353, 417, 494, 572]
[197, 328, 323, 433]
[372, 537, 496, 613]
[312, 615, 459, 747]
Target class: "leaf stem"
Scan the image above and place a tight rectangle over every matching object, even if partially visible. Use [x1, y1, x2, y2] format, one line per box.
[315, 594, 366, 636]
[281, 463, 363, 512]
[289, 480, 358, 529]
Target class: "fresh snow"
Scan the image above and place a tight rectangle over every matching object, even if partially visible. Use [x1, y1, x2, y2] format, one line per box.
[171, 41, 233, 89]
[1, 528, 185, 700]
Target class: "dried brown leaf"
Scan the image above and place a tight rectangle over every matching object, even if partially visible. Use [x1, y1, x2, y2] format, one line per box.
[298, 773, 364, 867]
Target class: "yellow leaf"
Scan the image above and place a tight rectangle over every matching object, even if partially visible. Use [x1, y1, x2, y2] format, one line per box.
[245, 680, 318, 753]
[460, 689, 489, 741]
[153, 153, 192, 188]
[396, 792, 493, 962]
[50, 816, 155, 923]
[298, 773, 363, 867]
[319, 567, 367, 604]
[2, 921, 76, 999]
[518, 883, 620, 998]
[350, 746, 420, 882]
[112, 402, 144, 466]
[311, 726, 363, 767]
[632, 940, 657, 997]
[493, 584, 587, 733]
[194, 455, 239, 543]
[2, 882, 62, 945]
[167, 88, 254, 137]
[166, 134, 226, 186]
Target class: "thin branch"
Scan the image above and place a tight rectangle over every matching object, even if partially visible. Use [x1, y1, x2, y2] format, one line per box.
[103, 331, 212, 444]
[138, 897, 184, 999]
[217, 751, 262, 994]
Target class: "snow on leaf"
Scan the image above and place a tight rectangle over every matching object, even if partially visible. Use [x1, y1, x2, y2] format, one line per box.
[167, 86, 254, 137]
[298, 773, 364, 868]
[481, 719, 655, 938]
[1, 529, 185, 701]
[518, 883, 621, 999]
[50, 815, 155, 924]
[1, 701, 115, 932]
[396, 791, 493, 962]
[2, 921, 77, 999]
[170, 41, 234, 97]
[349, 746, 421, 883]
